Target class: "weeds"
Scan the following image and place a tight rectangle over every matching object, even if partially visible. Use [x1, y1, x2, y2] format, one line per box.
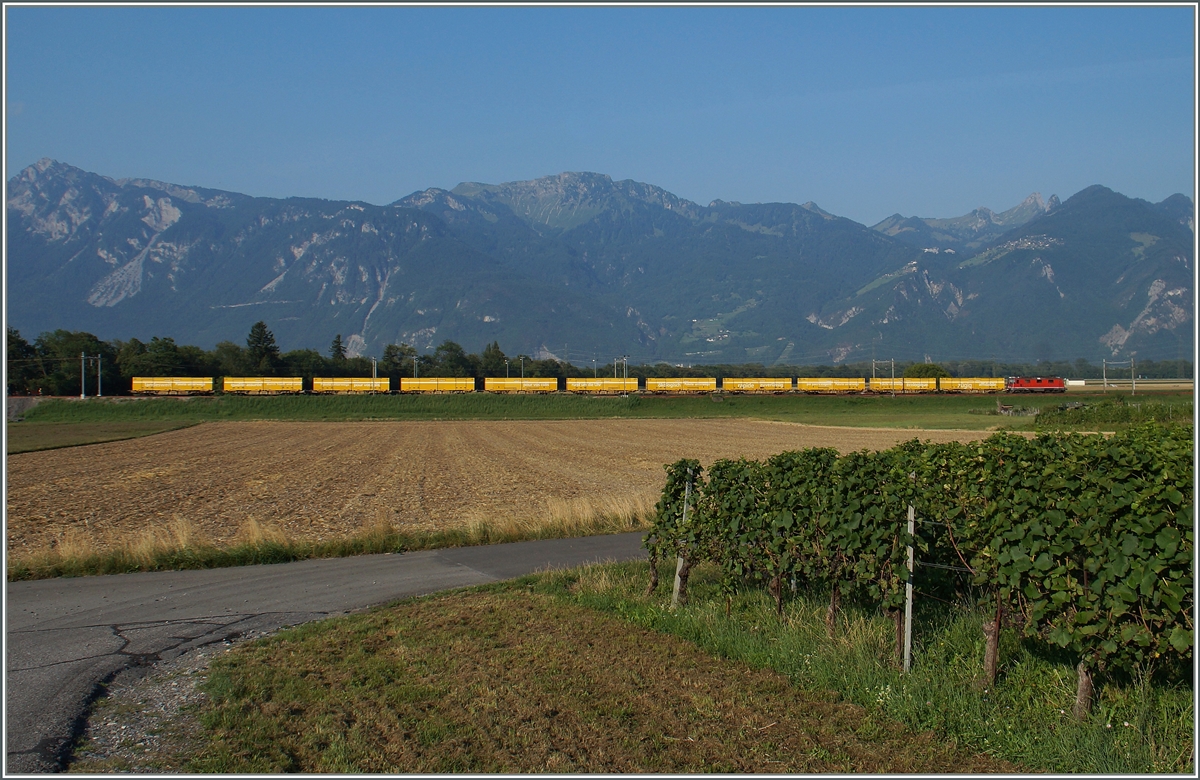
[6, 502, 652, 581]
[538, 560, 1194, 775]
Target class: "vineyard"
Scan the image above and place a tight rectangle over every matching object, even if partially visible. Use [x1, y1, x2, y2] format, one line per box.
[644, 423, 1193, 716]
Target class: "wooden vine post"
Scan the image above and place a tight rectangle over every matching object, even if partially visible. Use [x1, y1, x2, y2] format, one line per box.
[982, 588, 1003, 687]
[670, 469, 693, 611]
[902, 503, 915, 673]
[825, 587, 840, 638]
[1074, 662, 1094, 719]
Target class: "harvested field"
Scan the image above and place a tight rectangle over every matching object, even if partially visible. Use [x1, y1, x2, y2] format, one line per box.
[7, 419, 998, 558]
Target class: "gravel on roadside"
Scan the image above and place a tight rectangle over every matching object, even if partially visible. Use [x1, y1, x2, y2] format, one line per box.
[66, 629, 274, 773]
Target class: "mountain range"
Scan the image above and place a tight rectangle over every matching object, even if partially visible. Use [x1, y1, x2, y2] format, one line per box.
[6, 159, 1193, 365]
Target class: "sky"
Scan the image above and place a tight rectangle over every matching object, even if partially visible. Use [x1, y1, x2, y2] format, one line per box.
[4, 4, 1196, 226]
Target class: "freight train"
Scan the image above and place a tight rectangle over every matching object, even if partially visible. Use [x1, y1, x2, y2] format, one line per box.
[130, 375, 1066, 395]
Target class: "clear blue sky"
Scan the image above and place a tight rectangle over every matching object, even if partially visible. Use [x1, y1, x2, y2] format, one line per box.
[5, 4, 1195, 225]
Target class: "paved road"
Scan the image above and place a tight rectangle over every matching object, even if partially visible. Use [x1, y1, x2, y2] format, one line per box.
[5, 532, 647, 774]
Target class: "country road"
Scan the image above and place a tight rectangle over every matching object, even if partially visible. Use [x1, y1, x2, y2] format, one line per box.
[5, 532, 647, 774]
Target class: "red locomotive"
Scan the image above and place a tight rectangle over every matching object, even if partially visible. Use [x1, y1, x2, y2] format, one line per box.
[1005, 376, 1066, 393]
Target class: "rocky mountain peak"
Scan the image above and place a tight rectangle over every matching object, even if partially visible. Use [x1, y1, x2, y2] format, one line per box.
[448, 171, 701, 230]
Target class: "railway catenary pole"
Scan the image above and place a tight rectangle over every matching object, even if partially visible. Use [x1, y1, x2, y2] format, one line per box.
[97, 355, 102, 397]
[891, 358, 896, 398]
[1131, 355, 1136, 396]
[80, 353, 86, 399]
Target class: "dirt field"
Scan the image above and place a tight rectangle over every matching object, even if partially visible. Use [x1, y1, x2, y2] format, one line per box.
[6, 419, 997, 557]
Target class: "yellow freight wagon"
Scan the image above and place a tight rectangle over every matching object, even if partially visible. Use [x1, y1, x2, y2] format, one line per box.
[939, 377, 1006, 393]
[795, 377, 866, 394]
[399, 377, 475, 393]
[566, 378, 638, 394]
[869, 377, 937, 394]
[131, 377, 213, 395]
[311, 377, 389, 394]
[484, 378, 558, 393]
[645, 378, 717, 393]
[722, 377, 792, 393]
[222, 377, 303, 394]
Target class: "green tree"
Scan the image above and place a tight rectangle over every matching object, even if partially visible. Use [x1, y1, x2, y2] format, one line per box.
[478, 341, 507, 377]
[121, 337, 187, 376]
[246, 321, 281, 374]
[382, 343, 417, 377]
[28, 330, 119, 396]
[903, 362, 950, 379]
[281, 349, 331, 380]
[6, 327, 39, 394]
[210, 341, 252, 378]
[432, 340, 475, 377]
[330, 334, 347, 362]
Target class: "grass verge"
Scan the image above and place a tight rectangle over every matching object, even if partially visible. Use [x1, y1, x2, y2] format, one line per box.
[5, 420, 199, 454]
[92, 584, 1019, 773]
[540, 560, 1194, 774]
[5, 500, 651, 582]
[20, 391, 1186, 429]
[69, 558, 1191, 773]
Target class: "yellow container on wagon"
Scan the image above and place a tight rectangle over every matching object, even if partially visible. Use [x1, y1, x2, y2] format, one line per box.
[131, 377, 213, 395]
[566, 378, 638, 394]
[399, 377, 475, 393]
[484, 378, 558, 393]
[645, 377, 717, 393]
[222, 377, 303, 394]
[722, 377, 792, 393]
[869, 377, 936, 394]
[939, 377, 1006, 393]
[312, 377, 389, 394]
[795, 377, 866, 394]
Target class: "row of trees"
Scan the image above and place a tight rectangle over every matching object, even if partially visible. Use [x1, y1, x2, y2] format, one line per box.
[6, 321, 1193, 396]
[5, 323, 592, 396]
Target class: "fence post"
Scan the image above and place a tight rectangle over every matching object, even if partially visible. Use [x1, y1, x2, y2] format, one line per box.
[671, 470, 693, 611]
[903, 503, 915, 673]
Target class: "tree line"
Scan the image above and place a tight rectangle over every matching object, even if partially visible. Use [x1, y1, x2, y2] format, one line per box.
[5, 322, 590, 396]
[5, 321, 1193, 396]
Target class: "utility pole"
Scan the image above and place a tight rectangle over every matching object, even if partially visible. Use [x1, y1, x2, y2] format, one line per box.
[520, 356, 525, 379]
[505, 358, 509, 378]
[592, 357, 597, 378]
[97, 355, 102, 397]
[1103, 359, 1108, 392]
[1131, 355, 1136, 396]
[371, 357, 377, 380]
[80, 353, 86, 399]
[891, 358, 896, 398]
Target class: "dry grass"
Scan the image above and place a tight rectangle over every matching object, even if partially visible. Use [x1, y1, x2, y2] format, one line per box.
[6, 499, 654, 580]
[172, 587, 1022, 774]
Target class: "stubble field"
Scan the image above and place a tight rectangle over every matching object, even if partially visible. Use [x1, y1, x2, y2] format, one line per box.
[6, 419, 997, 558]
